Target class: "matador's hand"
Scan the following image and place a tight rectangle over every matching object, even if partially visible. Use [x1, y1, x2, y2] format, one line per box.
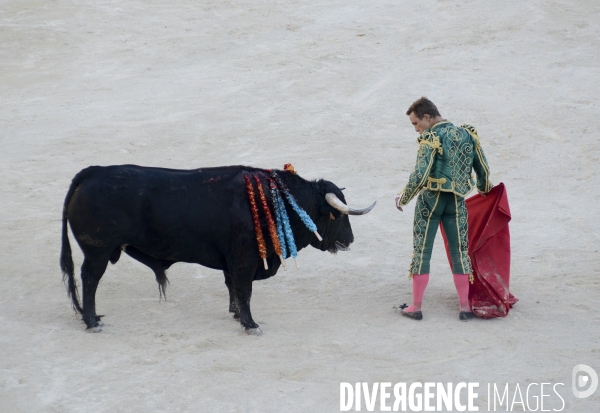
[395, 194, 403, 211]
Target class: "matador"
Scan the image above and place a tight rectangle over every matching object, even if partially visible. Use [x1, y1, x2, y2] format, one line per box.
[396, 97, 492, 321]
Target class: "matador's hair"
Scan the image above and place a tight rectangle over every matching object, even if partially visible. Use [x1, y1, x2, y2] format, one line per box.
[406, 97, 441, 119]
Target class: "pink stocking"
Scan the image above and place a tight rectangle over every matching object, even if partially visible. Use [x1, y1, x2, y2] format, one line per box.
[453, 273, 471, 312]
[403, 273, 429, 312]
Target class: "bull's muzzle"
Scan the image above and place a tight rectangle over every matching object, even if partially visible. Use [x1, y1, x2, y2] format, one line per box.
[335, 241, 351, 251]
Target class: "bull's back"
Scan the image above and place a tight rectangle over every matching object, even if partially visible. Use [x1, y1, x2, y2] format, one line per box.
[71, 164, 242, 207]
[67, 165, 251, 264]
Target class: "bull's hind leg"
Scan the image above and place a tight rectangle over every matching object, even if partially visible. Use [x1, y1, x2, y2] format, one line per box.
[80, 256, 110, 330]
[223, 271, 239, 319]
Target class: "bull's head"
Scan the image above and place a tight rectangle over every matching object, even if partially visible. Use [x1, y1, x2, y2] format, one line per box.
[310, 180, 376, 253]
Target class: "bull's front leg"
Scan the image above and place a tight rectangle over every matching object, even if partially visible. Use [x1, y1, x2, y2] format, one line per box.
[231, 270, 261, 336]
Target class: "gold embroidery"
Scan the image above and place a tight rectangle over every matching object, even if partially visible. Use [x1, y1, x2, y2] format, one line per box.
[426, 176, 447, 191]
[400, 123, 492, 204]
[408, 191, 472, 278]
[399, 140, 437, 206]
[453, 194, 473, 276]
[428, 177, 446, 184]
[462, 124, 492, 193]
[432, 120, 451, 128]
[420, 134, 443, 155]
[454, 194, 465, 274]
[417, 191, 441, 274]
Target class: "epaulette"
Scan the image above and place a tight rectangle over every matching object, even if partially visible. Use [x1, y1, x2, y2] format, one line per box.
[417, 131, 443, 155]
[461, 124, 480, 145]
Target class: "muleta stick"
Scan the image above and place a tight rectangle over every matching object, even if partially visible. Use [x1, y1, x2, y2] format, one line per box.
[271, 171, 323, 242]
[270, 178, 299, 268]
[254, 175, 285, 269]
[244, 174, 268, 270]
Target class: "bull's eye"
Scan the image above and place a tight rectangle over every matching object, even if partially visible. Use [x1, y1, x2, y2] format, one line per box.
[329, 212, 336, 220]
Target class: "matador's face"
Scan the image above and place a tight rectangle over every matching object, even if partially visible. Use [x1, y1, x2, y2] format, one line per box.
[409, 112, 432, 134]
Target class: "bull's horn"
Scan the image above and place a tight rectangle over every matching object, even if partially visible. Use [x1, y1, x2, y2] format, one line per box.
[325, 193, 376, 216]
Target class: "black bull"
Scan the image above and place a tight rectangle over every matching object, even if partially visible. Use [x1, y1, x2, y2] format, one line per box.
[60, 165, 375, 334]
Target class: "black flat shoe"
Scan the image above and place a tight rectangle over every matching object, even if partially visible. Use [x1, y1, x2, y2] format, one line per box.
[400, 303, 423, 320]
[459, 311, 476, 321]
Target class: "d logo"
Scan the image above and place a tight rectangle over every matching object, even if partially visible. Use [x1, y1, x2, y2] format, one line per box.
[572, 364, 598, 399]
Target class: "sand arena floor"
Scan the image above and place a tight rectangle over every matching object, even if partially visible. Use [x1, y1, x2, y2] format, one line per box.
[1, 1, 599, 412]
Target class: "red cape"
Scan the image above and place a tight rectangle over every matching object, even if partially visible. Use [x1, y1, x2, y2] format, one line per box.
[441, 183, 518, 318]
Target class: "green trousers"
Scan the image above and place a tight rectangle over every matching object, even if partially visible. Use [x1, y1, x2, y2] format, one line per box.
[409, 190, 473, 275]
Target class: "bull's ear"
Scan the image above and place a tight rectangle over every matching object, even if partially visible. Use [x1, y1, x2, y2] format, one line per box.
[316, 180, 341, 218]
[320, 201, 341, 220]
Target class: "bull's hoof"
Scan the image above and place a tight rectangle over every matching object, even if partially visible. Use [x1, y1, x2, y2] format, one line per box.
[245, 327, 263, 336]
[84, 315, 103, 330]
[233, 313, 240, 320]
[86, 325, 102, 333]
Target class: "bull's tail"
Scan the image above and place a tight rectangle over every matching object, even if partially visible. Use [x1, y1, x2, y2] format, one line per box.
[60, 175, 83, 314]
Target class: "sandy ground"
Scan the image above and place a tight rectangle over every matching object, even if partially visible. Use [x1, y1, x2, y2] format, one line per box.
[1, 0, 599, 412]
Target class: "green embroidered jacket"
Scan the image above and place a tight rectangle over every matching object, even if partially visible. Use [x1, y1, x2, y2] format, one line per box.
[398, 121, 492, 206]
